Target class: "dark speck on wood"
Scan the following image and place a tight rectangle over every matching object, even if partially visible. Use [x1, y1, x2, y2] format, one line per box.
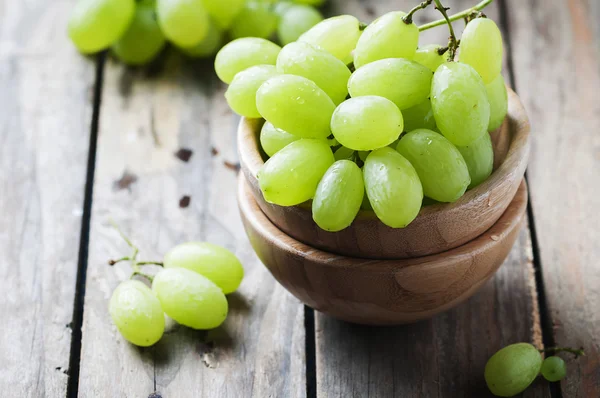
[223, 161, 240, 172]
[175, 148, 193, 162]
[148, 393, 163, 398]
[113, 170, 138, 191]
[179, 195, 191, 208]
[365, 5, 375, 16]
[211, 147, 219, 156]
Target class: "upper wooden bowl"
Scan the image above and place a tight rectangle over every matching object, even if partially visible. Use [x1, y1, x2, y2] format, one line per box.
[239, 176, 528, 325]
[238, 88, 530, 259]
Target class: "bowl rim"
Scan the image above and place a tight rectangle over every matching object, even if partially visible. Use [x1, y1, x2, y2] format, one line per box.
[238, 175, 528, 271]
[238, 87, 530, 223]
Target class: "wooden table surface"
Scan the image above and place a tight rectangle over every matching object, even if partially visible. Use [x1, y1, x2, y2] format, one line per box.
[1, 0, 598, 397]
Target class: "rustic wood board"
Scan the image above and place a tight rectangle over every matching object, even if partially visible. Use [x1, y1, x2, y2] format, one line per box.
[313, 1, 549, 396]
[76, 53, 306, 397]
[0, 0, 96, 396]
[506, 0, 600, 395]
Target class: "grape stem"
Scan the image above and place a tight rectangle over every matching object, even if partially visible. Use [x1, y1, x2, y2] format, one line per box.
[137, 261, 164, 266]
[432, 0, 458, 61]
[419, 0, 494, 31]
[131, 271, 154, 283]
[403, 0, 433, 24]
[539, 347, 586, 358]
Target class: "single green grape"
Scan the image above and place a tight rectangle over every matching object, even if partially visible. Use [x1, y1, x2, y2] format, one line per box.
[540, 356, 567, 382]
[214, 38, 281, 84]
[312, 160, 364, 231]
[331, 96, 403, 151]
[353, 11, 418, 68]
[348, 58, 433, 110]
[163, 242, 244, 294]
[112, 2, 166, 65]
[298, 15, 361, 62]
[256, 74, 336, 139]
[68, 0, 136, 54]
[276, 41, 350, 105]
[109, 280, 164, 347]
[180, 18, 224, 58]
[333, 146, 355, 161]
[156, 0, 209, 48]
[229, 1, 278, 40]
[396, 129, 470, 202]
[225, 65, 280, 118]
[484, 343, 543, 397]
[457, 132, 494, 189]
[363, 147, 423, 228]
[258, 139, 334, 206]
[260, 122, 300, 157]
[152, 268, 228, 329]
[459, 18, 503, 84]
[486, 74, 508, 132]
[431, 62, 490, 146]
[201, 0, 245, 29]
[402, 98, 437, 132]
[277, 4, 323, 45]
[413, 44, 446, 72]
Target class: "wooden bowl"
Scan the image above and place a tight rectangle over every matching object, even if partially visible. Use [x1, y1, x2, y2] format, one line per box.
[239, 177, 528, 325]
[238, 88, 530, 259]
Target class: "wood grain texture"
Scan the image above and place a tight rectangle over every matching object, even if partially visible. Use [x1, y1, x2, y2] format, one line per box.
[240, 176, 527, 325]
[0, 0, 95, 396]
[506, 0, 600, 395]
[77, 54, 305, 397]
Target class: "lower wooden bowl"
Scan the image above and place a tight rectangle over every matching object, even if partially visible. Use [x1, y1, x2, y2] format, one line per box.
[239, 176, 528, 325]
[238, 88, 530, 259]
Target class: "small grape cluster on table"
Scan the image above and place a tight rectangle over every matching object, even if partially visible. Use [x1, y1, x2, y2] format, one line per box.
[68, 0, 327, 65]
[216, 0, 508, 232]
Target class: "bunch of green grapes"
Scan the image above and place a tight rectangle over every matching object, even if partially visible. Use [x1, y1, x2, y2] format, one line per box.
[109, 239, 244, 347]
[216, 0, 509, 231]
[68, 0, 326, 66]
[484, 343, 583, 396]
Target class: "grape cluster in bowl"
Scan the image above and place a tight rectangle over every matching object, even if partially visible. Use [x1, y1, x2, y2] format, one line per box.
[217, 5, 509, 232]
[68, 0, 326, 65]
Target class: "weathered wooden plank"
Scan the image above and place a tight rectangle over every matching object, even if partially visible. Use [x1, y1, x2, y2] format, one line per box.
[77, 53, 306, 397]
[506, 0, 600, 395]
[315, 0, 549, 396]
[0, 0, 96, 396]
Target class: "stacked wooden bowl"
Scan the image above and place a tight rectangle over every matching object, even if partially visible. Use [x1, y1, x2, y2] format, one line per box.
[237, 89, 530, 325]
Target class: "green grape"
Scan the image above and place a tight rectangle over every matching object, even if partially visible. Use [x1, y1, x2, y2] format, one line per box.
[214, 38, 281, 84]
[413, 44, 446, 72]
[157, 0, 209, 48]
[486, 74, 508, 131]
[348, 58, 433, 110]
[353, 11, 418, 68]
[540, 356, 567, 382]
[180, 19, 224, 58]
[276, 42, 350, 105]
[273, 1, 295, 16]
[229, 1, 278, 40]
[396, 129, 470, 202]
[277, 4, 323, 46]
[292, 0, 325, 5]
[363, 147, 423, 228]
[152, 268, 228, 329]
[109, 280, 164, 347]
[163, 242, 244, 294]
[431, 62, 490, 146]
[112, 2, 166, 65]
[331, 96, 403, 151]
[457, 132, 493, 189]
[68, 0, 135, 54]
[402, 98, 436, 132]
[225, 65, 280, 118]
[201, 0, 244, 29]
[260, 122, 300, 157]
[333, 146, 355, 161]
[258, 139, 334, 206]
[459, 18, 503, 84]
[256, 75, 335, 139]
[312, 160, 364, 231]
[298, 15, 361, 62]
[484, 343, 542, 397]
